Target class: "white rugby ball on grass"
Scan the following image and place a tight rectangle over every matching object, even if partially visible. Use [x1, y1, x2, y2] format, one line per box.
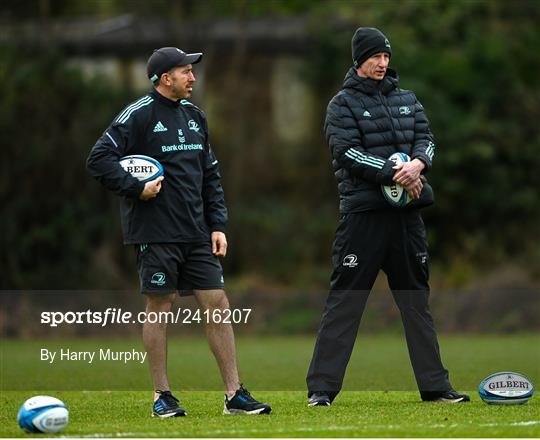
[381, 152, 412, 207]
[478, 371, 534, 405]
[119, 155, 163, 182]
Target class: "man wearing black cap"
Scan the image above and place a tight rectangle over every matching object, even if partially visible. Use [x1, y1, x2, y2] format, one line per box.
[306, 28, 469, 406]
[87, 47, 271, 417]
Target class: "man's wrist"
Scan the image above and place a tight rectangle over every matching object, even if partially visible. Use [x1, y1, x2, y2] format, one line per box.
[412, 158, 426, 171]
[211, 225, 226, 234]
[135, 181, 147, 199]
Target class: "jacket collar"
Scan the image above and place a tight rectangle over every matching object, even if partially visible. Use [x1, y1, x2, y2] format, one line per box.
[150, 88, 181, 108]
[342, 67, 399, 96]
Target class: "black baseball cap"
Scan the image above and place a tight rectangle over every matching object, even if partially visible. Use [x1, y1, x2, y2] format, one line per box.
[146, 47, 203, 83]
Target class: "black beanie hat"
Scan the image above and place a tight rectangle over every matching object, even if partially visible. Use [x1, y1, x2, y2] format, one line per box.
[351, 27, 392, 68]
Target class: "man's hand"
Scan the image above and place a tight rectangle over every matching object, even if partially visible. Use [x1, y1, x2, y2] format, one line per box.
[139, 176, 164, 201]
[404, 177, 423, 200]
[211, 231, 228, 257]
[393, 158, 425, 187]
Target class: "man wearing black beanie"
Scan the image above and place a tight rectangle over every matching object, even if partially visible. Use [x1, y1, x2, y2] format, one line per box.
[306, 27, 469, 406]
[352, 27, 392, 69]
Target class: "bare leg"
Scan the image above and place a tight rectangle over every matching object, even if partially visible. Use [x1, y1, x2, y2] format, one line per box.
[142, 292, 176, 392]
[194, 289, 240, 396]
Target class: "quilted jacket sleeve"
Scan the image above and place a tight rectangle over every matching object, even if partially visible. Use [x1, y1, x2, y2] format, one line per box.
[411, 95, 435, 172]
[325, 94, 396, 185]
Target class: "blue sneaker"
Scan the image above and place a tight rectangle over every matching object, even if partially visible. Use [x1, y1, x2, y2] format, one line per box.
[152, 390, 186, 418]
[223, 385, 271, 415]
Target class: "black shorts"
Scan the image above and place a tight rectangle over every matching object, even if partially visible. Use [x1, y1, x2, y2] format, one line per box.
[135, 242, 224, 295]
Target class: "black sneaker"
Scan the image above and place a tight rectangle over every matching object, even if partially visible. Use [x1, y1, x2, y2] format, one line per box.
[152, 390, 187, 418]
[422, 390, 470, 403]
[308, 392, 331, 407]
[223, 384, 272, 415]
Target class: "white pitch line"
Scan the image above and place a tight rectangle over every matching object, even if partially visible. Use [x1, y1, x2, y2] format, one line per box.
[479, 421, 540, 427]
[57, 434, 161, 438]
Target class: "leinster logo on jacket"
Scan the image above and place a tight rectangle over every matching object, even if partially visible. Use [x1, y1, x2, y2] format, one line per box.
[399, 106, 411, 115]
[188, 120, 200, 132]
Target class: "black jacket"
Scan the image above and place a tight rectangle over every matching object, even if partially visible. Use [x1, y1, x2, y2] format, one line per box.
[87, 89, 227, 244]
[325, 68, 435, 212]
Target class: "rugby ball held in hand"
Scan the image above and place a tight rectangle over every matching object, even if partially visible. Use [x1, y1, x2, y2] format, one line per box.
[381, 152, 412, 207]
[119, 155, 163, 182]
[18, 396, 69, 433]
[478, 371, 534, 405]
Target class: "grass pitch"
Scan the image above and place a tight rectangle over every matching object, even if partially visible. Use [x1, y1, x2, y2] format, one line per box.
[1, 335, 539, 437]
[1, 390, 539, 437]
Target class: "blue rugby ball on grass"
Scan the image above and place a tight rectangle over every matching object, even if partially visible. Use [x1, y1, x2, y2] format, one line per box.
[119, 155, 163, 183]
[478, 371, 534, 405]
[18, 395, 69, 433]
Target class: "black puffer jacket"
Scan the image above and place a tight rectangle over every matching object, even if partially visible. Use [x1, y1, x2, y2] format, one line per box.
[325, 67, 435, 212]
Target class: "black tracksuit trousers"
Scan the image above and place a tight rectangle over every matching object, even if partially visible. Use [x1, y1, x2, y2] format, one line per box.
[306, 209, 451, 401]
